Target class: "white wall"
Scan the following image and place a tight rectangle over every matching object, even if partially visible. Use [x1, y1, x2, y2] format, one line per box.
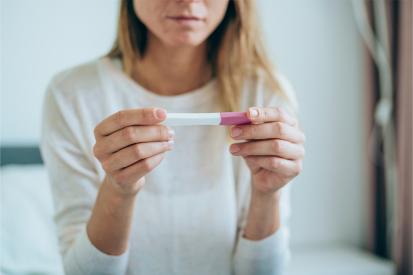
[257, 0, 367, 248]
[1, 0, 118, 144]
[1, 0, 367, 249]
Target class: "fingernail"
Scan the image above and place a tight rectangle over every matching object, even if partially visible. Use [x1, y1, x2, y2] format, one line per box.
[154, 108, 166, 120]
[230, 144, 240, 153]
[168, 128, 175, 138]
[249, 108, 259, 118]
[231, 127, 242, 137]
[167, 139, 174, 149]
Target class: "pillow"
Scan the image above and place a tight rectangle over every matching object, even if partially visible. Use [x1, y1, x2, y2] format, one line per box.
[0, 165, 63, 275]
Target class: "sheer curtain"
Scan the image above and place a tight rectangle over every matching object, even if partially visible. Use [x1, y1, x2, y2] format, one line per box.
[352, 1, 412, 274]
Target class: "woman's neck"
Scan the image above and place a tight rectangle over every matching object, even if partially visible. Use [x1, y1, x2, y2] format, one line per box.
[132, 34, 212, 96]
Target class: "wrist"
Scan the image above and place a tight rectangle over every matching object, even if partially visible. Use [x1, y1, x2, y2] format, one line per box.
[104, 175, 142, 199]
[100, 177, 138, 216]
[251, 185, 281, 203]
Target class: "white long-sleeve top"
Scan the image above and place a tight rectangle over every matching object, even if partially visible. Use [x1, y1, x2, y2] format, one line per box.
[40, 57, 296, 275]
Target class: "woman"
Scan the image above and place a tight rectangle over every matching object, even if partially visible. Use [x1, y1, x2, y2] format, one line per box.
[41, 0, 305, 274]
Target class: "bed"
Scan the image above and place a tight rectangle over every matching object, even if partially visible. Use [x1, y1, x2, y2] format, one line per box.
[0, 146, 394, 275]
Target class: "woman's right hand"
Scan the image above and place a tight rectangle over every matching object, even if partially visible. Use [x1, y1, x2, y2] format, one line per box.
[93, 107, 174, 197]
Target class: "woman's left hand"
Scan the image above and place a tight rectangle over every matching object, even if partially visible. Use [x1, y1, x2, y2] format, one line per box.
[229, 107, 305, 195]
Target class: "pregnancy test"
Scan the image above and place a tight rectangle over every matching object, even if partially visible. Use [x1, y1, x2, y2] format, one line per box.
[163, 112, 251, 126]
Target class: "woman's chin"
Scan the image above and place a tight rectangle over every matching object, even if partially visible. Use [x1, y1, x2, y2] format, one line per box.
[164, 33, 207, 48]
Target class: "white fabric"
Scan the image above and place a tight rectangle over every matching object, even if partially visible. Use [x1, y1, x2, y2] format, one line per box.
[0, 165, 396, 275]
[40, 57, 295, 275]
[0, 165, 64, 275]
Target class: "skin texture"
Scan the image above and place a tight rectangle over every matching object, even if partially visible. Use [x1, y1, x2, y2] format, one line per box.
[87, 0, 305, 256]
[134, 0, 228, 47]
[132, 0, 229, 96]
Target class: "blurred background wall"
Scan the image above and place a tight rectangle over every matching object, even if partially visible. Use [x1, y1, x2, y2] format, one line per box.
[1, 0, 119, 144]
[258, 0, 366, 248]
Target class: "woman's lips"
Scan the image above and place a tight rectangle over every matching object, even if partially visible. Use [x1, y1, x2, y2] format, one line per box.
[168, 15, 200, 20]
[166, 15, 204, 26]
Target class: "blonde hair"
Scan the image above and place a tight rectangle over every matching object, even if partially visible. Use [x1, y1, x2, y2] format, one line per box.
[108, 0, 287, 111]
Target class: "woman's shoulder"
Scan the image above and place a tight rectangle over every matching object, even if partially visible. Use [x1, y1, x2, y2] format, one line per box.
[243, 69, 299, 114]
[272, 72, 299, 112]
[47, 58, 105, 100]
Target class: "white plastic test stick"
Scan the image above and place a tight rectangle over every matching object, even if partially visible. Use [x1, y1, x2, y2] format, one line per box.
[162, 112, 251, 126]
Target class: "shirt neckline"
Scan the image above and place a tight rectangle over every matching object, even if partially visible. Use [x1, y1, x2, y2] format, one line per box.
[98, 57, 218, 108]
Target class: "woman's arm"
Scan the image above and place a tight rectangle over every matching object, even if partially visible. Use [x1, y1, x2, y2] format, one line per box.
[232, 185, 290, 275]
[88, 107, 174, 255]
[86, 176, 138, 255]
[231, 107, 304, 237]
[42, 84, 173, 275]
[231, 106, 304, 275]
[243, 188, 281, 241]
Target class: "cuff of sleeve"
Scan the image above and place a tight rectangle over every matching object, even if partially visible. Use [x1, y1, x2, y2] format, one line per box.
[71, 227, 130, 275]
[236, 226, 289, 260]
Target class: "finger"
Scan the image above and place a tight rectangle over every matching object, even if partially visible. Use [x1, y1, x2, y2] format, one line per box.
[244, 156, 262, 174]
[247, 106, 297, 126]
[231, 122, 305, 143]
[95, 108, 167, 137]
[230, 139, 305, 160]
[245, 156, 303, 176]
[112, 153, 165, 186]
[99, 125, 174, 154]
[102, 141, 173, 173]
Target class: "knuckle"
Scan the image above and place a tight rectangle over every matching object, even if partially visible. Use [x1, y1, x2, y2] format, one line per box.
[101, 159, 112, 172]
[262, 108, 270, 121]
[122, 127, 135, 141]
[277, 122, 285, 136]
[141, 158, 153, 171]
[93, 144, 106, 161]
[271, 123, 279, 136]
[272, 140, 281, 152]
[92, 144, 100, 159]
[296, 161, 303, 175]
[159, 126, 169, 140]
[133, 144, 144, 159]
[115, 110, 127, 126]
[270, 158, 280, 169]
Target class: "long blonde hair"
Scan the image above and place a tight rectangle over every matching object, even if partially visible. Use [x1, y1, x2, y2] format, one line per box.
[108, 0, 286, 111]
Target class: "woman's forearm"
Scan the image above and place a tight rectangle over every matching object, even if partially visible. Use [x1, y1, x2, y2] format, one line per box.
[243, 187, 281, 240]
[87, 176, 138, 255]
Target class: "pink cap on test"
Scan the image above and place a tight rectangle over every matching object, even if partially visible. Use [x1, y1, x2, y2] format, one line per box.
[220, 112, 251, 125]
